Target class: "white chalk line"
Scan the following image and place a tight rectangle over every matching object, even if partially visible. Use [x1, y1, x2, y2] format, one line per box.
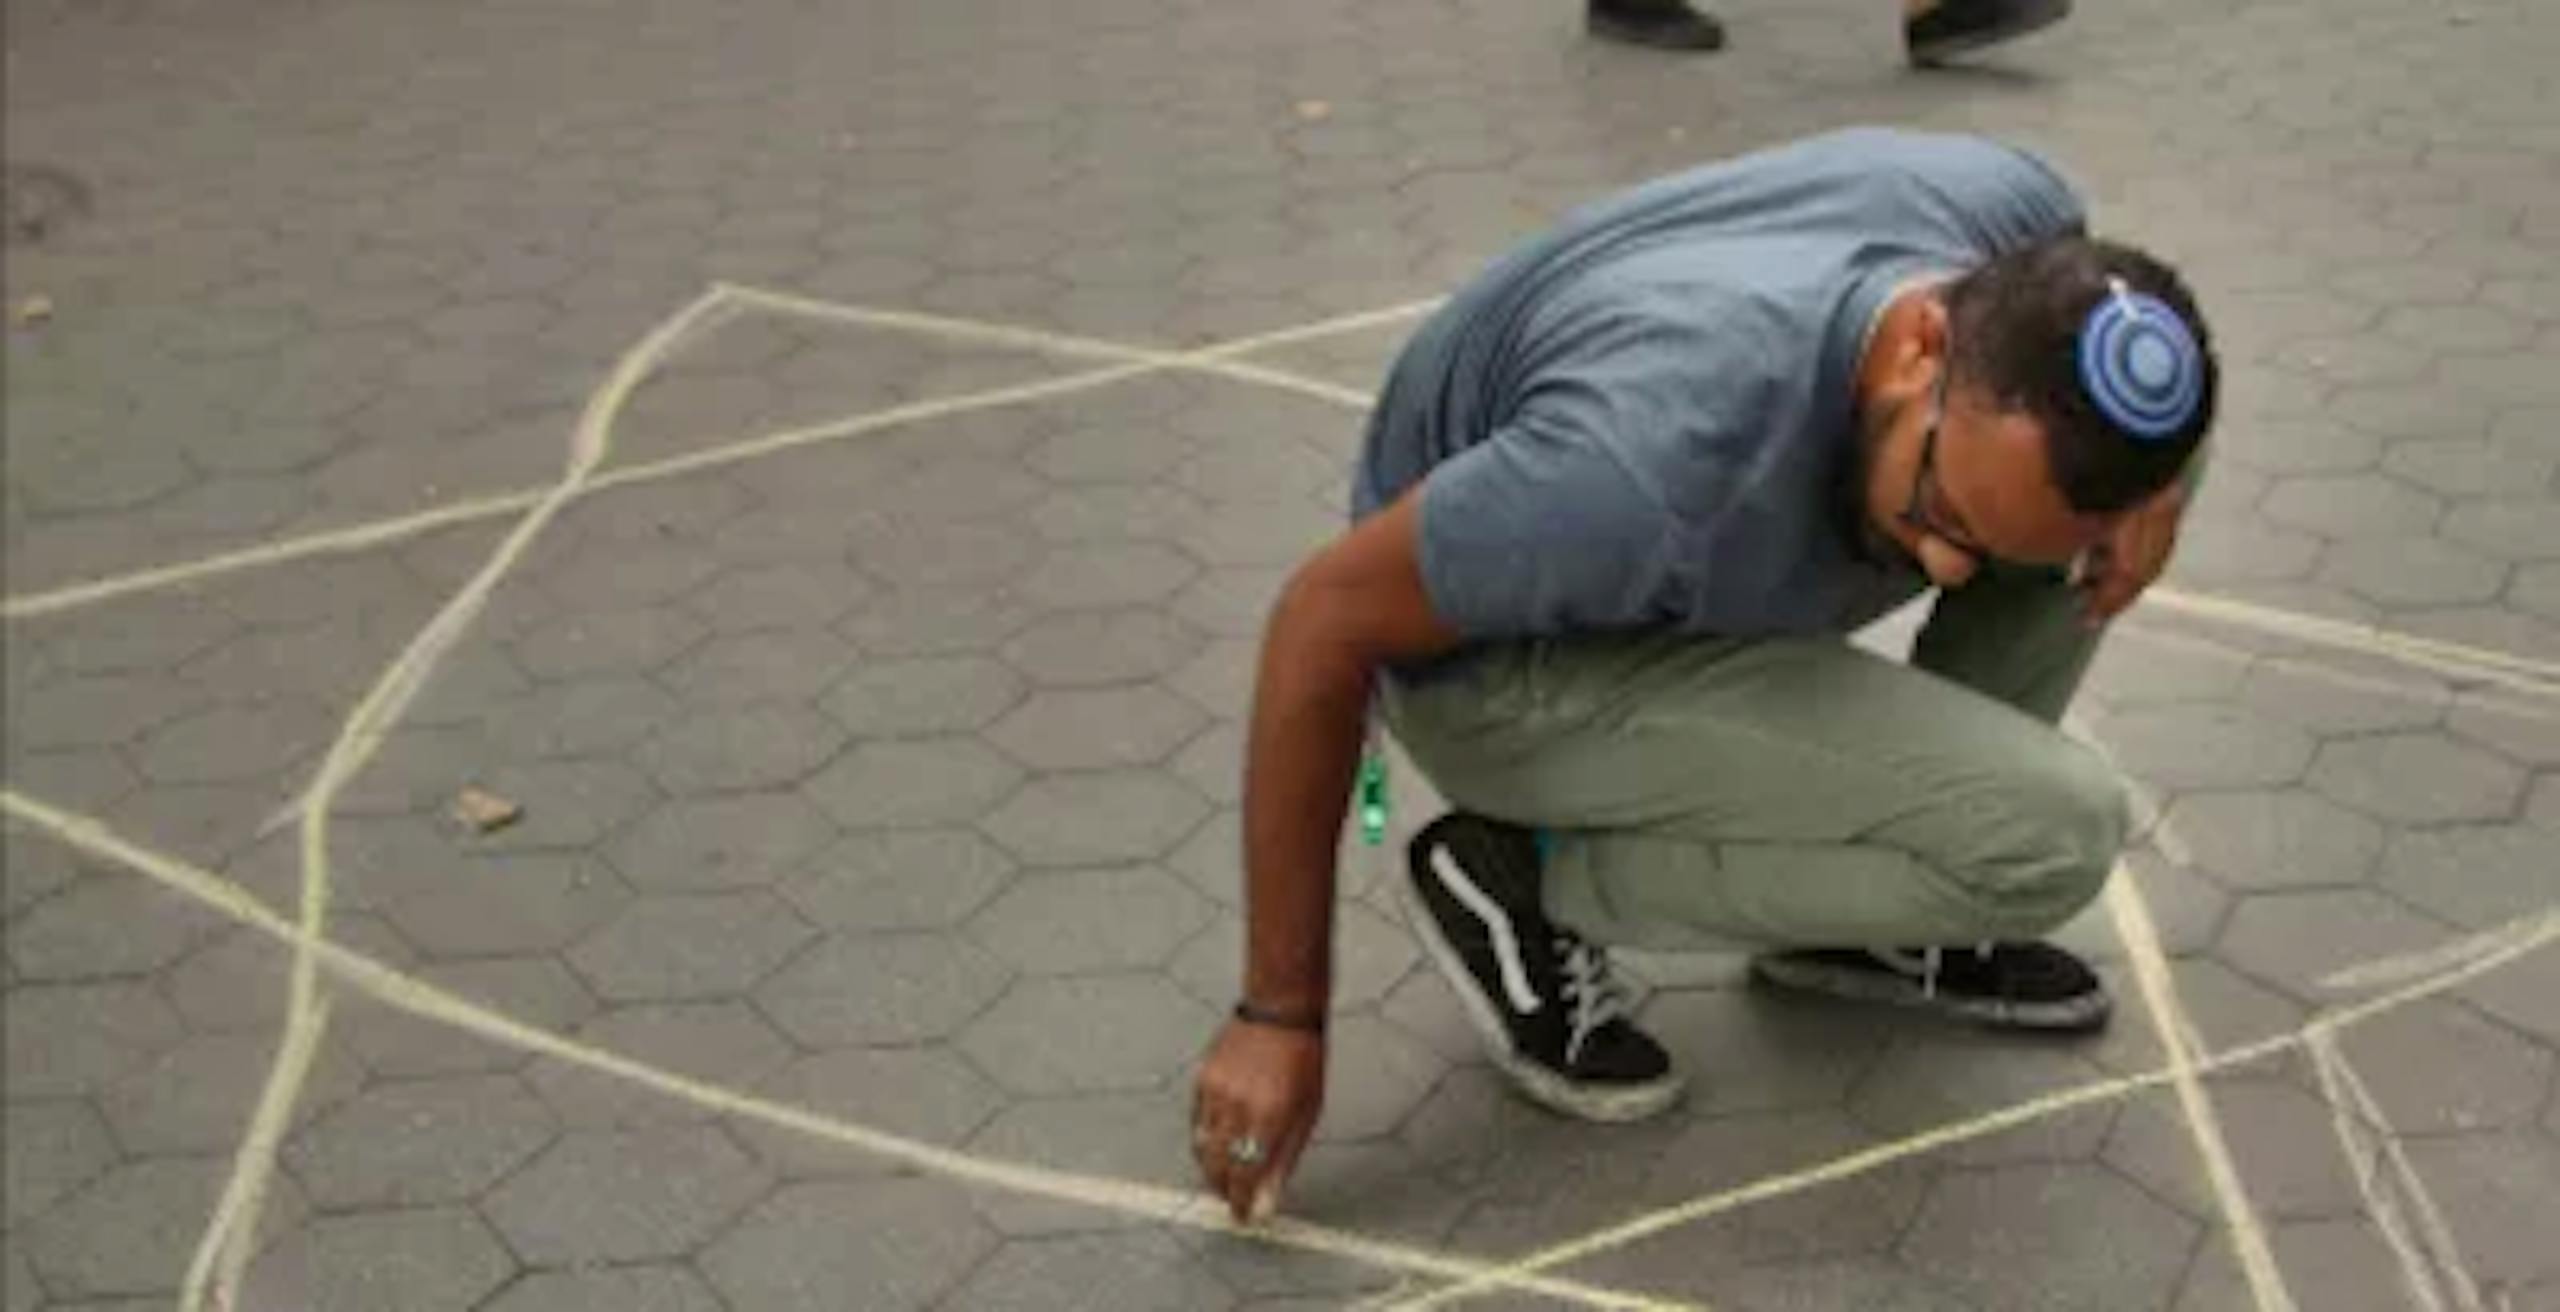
[1376, 904, 2560, 1311]
[15, 787, 2550, 1312]
[0, 787, 1693, 1312]
[0, 293, 1436, 622]
[2107, 868, 2298, 1312]
[6, 286, 2559, 705]
[117, 283, 1692, 1312]
[2332, 1036, 2486, 1312]
[2116, 621, 2560, 727]
[5, 281, 2554, 1306]
[183, 288, 746, 1312]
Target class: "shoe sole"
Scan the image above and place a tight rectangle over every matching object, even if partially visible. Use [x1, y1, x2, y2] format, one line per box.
[1748, 954, 2112, 1032]
[1394, 835, 1686, 1124]
[1908, 0, 2072, 64]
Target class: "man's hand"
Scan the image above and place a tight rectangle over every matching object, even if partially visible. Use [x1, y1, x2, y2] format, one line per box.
[2077, 482, 2185, 624]
[1191, 1018, 1325, 1223]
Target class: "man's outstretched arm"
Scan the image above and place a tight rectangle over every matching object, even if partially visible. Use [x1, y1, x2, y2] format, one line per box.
[1192, 484, 1461, 1222]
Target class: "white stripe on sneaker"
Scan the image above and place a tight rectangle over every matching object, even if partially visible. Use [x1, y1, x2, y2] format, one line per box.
[1429, 846, 1543, 1016]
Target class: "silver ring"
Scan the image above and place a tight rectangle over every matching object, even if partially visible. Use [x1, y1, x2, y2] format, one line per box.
[1226, 1135, 1265, 1165]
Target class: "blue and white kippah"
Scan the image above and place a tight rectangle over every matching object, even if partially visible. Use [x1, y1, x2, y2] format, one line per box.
[2078, 277, 2203, 442]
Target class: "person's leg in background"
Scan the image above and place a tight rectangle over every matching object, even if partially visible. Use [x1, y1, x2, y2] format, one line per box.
[1586, 0, 1727, 52]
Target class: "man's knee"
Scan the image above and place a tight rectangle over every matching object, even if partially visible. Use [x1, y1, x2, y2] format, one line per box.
[1959, 741, 2127, 935]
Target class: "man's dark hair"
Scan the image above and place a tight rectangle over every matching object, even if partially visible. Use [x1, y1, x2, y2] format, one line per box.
[1941, 235, 2218, 514]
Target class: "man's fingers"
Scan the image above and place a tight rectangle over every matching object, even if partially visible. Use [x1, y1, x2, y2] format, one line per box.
[1252, 1113, 1319, 1223]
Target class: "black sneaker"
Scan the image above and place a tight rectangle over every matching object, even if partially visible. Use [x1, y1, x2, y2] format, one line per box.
[1749, 942, 2112, 1032]
[1399, 813, 1685, 1122]
[1587, 0, 1727, 51]
[1904, 0, 2072, 65]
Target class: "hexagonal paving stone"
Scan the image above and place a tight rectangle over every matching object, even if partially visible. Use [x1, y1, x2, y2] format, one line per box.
[1000, 609, 1204, 686]
[346, 955, 599, 1079]
[2517, 560, 2560, 623]
[702, 1178, 998, 1312]
[2396, 1133, 2560, 1288]
[958, 973, 1216, 1095]
[2260, 472, 2443, 537]
[969, 865, 1214, 973]
[801, 737, 1025, 828]
[24, 1156, 305, 1301]
[1168, 637, 1258, 715]
[835, 586, 1040, 658]
[1170, 722, 1245, 804]
[1310, 1014, 1446, 1143]
[3, 1244, 34, 1312]
[2, 1101, 116, 1226]
[751, 932, 1012, 1046]
[2176, 1219, 2423, 1312]
[849, 519, 1040, 589]
[2095, 704, 2316, 790]
[2102, 1081, 2360, 1221]
[534, 538, 722, 609]
[379, 852, 632, 957]
[947, 1230, 1237, 1312]
[2233, 653, 2451, 735]
[2339, 997, 2554, 1132]
[2463, 935, 2560, 1046]
[1897, 1163, 2197, 1312]
[1849, 1034, 2119, 1167]
[567, 893, 815, 1002]
[1018, 542, 1200, 609]
[281, 1073, 558, 1208]
[529, 1000, 794, 1129]
[819, 655, 1025, 737]
[482, 1126, 771, 1266]
[472, 758, 661, 851]
[2448, 688, 2560, 767]
[476, 675, 680, 759]
[510, 606, 710, 679]
[985, 686, 1209, 770]
[981, 769, 1211, 867]
[2162, 790, 2384, 891]
[606, 793, 840, 892]
[241, 1208, 516, 1312]
[1, 980, 183, 1098]
[480, 1264, 725, 1312]
[2379, 823, 2560, 929]
[4, 871, 222, 980]
[2307, 731, 2527, 823]
[1170, 567, 1288, 638]
[963, 1090, 1195, 1235]
[1605, 1111, 1931, 1273]
[1027, 424, 1198, 483]
[131, 697, 334, 784]
[2317, 535, 2509, 606]
[656, 629, 860, 704]
[779, 827, 1015, 931]
[730, 1045, 1007, 1178]
[634, 703, 847, 795]
[685, 560, 878, 633]
[2220, 889, 2457, 998]
[99, 1030, 364, 1156]
[2531, 774, 2560, 831]
[1169, 901, 1415, 1016]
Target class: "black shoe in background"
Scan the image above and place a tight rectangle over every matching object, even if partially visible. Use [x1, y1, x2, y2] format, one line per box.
[1749, 942, 2113, 1033]
[1400, 813, 1685, 1121]
[1905, 0, 2072, 64]
[1588, 0, 1728, 51]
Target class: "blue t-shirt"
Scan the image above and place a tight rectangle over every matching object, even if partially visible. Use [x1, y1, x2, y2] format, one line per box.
[1352, 127, 2086, 643]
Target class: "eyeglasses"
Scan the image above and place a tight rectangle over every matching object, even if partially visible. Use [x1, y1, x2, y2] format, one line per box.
[1898, 370, 1992, 568]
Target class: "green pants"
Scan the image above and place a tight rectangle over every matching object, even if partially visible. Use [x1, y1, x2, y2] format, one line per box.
[1381, 566, 2127, 951]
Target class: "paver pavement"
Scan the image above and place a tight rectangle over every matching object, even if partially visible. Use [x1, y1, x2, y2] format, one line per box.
[5, 0, 2559, 1308]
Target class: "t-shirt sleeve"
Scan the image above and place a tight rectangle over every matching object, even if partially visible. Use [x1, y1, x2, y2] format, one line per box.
[1411, 305, 1762, 639]
[1414, 404, 1678, 638]
[1915, 136, 2090, 252]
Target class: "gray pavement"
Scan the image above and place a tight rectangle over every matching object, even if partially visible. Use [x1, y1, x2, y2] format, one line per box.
[5, 0, 2559, 1308]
